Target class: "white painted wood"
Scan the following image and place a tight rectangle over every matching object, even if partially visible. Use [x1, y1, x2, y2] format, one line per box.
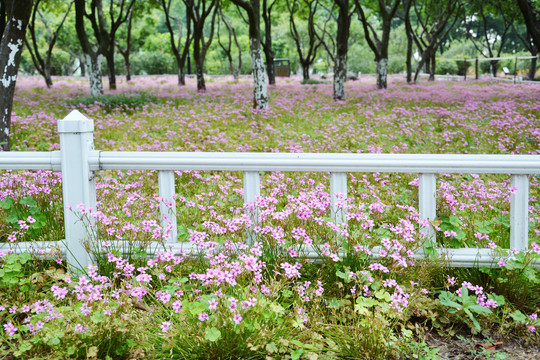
[57, 110, 96, 271]
[510, 174, 529, 251]
[243, 171, 260, 244]
[94, 152, 540, 174]
[419, 173, 437, 243]
[330, 172, 347, 225]
[158, 171, 177, 243]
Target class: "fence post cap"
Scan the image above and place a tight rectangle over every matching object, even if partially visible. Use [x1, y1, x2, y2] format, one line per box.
[58, 110, 94, 133]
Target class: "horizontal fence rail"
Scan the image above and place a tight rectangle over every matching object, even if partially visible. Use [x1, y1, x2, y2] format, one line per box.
[1, 110, 539, 270]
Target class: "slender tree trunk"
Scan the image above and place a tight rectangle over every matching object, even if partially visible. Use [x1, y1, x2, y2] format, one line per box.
[86, 54, 104, 97]
[177, 57, 186, 86]
[490, 60, 498, 77]
[194, 39, 206, 92]
[44, 66, 53, 87]
[122, 52, 131, 81]
[406, 31, 412, 83]
[106, 50, 116, 90]
[333, 0, 349, 100]
[429, 52, 435, 81]
[376, 58, 388, 89]
[0, 0, 33, 151]
[250, 37, 268, 109]
[528, 54, 537, 80]
[302, 63, 310, 80]
[334, 53, 346, 99]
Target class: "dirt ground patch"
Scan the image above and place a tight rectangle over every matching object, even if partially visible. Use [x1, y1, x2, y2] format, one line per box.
[426, 333, 540, 359]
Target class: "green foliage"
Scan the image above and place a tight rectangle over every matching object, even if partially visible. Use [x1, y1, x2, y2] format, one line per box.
[66, 92, 158, 112]
[436, 59, 459, 75]
[132, 51, 177, 75]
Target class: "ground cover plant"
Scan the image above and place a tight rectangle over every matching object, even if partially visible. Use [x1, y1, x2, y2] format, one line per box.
[1, 75, 540, 359]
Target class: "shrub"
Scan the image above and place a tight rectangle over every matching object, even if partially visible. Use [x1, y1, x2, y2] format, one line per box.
[436, 59, 458, 75]
[132, 51, 177, 75]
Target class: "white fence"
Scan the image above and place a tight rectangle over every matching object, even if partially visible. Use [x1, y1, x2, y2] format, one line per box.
[1, 110, 539, 269]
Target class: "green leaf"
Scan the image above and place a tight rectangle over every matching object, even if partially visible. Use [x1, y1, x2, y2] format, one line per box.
[92, 310, 105, 323]
[188, 301, 206, 315]
[439, 292, 462, 310]
[291, 348, 304, 360]
[266, 342, 278, 354]
[204, 327, 221, 342]
[509, 310, 527, 322]
[270, 302, 285, 315]
[328, 297, 341, 309]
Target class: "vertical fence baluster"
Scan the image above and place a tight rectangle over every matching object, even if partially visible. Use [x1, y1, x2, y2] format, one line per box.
[58, 110, 96, 271]
[510, 174, 529, 251]
[330, 172, 348, 226]
[243, 171, 260, 244]
[159, 171, 177, 244]
[419, 173, 437, 244]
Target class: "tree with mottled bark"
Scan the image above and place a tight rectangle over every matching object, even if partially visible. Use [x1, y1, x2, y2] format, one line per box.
[74, 0, 135, 95]
[186, 0, 218, 92]
[355, 0, 401, 90]
[217, 4, 242, 80]
[25, 0, 73, 88]
[287, 0, 328, 81]
[230, 0, 268, 109]
[410, 0, 461, 82]
[0, 0, 33, 151]
[261, 0, 276, 85]
[516, 0, 540, 51]
[160, 0, 192, 86]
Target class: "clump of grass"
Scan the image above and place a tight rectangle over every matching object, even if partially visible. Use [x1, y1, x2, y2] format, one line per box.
[301, 78, 330, 85]
[66, 92, 158, 113]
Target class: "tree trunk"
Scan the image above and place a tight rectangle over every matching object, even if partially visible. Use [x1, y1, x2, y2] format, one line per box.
[44, 65, 53, 87]
[106, 50, 116, 90]
[265, 50, 275, 85]
[528, 54, 537, 80]
[86, 54, 104, 97]
[178, 65, 186, 86]
[333, 0, 349, 100]
[122, 52, 131, 82]
[194, 46, 206, 92]
[333, 52, 346, 99]
[406, 30, 413, 83]
[250, 37, 268, 109]
[429, 53, 435, 81]
[0, 0, 33, 151]
[376, 58, 388, 89]
[490, 60, 498, 77]
[302, 63, 310, 80]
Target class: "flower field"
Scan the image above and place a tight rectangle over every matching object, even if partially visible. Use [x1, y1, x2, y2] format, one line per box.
[1, 75, 540, 359]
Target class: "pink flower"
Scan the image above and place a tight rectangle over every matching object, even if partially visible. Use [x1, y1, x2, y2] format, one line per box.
[208, 298, 218, 310]
[172, 300, 182, 313]
[3, 322, 17, 336]
[232, 313, 243, 325]
[51, 285, 68, 300]
[528, 325, 536, 333]
[161, 321, 172, 333]
[198, 312, 209, 322]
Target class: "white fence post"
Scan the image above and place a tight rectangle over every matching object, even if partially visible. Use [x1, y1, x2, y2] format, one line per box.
[330, 172, 347, 225]
[419, 173, 437, 244]
[244, 171, 260, 244]
[58, 110, 96, 271]
[158, 171, 177, 243]
[510, 174, 529, 251]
